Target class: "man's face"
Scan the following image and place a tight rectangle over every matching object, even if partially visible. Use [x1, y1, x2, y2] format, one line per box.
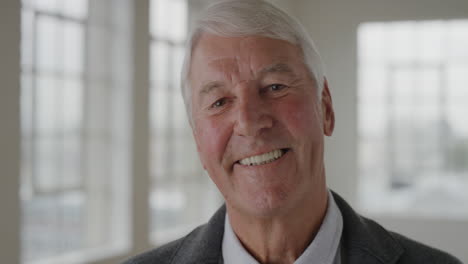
[189, 34, 334, 217]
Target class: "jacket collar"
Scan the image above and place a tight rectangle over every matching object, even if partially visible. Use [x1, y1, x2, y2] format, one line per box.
[171, 191, 404, 264]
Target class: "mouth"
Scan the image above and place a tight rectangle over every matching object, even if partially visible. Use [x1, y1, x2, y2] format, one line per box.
[236, 148, 290, 166]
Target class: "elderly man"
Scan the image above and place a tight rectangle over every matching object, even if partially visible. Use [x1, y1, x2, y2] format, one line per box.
[125, 1, 462, 263]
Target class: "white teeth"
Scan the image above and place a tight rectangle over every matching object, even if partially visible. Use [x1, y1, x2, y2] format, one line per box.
[239, 149, 285, 166]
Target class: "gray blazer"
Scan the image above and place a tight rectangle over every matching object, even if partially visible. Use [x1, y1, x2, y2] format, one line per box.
[123, 192, 462, 264]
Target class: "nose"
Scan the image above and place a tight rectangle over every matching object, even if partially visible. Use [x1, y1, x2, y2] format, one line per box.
[233, 92, 274, 137]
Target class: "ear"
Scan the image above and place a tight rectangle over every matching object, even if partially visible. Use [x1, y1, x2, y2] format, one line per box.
[321, 78, 335, 136]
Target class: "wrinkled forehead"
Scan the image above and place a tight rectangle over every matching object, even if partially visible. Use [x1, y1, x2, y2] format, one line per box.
[189, 33, 305, 83]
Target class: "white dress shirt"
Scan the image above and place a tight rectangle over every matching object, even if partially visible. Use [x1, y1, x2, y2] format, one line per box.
[222, 190, 343, 264]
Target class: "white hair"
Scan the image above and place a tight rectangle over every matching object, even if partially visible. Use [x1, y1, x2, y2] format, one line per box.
[181, 0, 326, 123]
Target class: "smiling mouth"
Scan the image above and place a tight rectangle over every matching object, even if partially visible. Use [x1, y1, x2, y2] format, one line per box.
[237, 148, 289, 166]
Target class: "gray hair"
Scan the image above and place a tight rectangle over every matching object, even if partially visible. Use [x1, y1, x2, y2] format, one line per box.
[181, 0, 326, 123]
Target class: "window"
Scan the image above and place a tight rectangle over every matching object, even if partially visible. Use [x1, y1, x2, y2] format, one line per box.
[149, 0, 221, 244]
[20, 0, 132, 262]
[358, 20, 468, 218]
[19, 0, 221, 262]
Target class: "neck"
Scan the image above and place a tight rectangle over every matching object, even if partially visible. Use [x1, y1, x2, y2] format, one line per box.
[227, 187, 329, 264]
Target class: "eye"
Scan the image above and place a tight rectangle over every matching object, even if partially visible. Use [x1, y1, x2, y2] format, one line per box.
[269, 84, 286, 91]
[211, 98, 227, 108]
[262, 84, 288, 95]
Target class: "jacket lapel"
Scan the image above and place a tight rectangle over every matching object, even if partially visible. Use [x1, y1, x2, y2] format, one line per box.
[333, 192, 404, 264]
[170, 205, 226, 264]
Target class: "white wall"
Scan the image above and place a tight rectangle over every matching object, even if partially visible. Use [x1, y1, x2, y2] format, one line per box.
[0, 0, 21, 263]
[288, 0, 468, 262]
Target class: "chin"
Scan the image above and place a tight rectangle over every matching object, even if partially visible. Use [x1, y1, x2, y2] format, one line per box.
[238, 188, 296, 218]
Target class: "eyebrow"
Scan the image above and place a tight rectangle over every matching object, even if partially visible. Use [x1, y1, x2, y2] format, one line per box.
[259, 63, 295, 76]
[199, 81, 224, 96]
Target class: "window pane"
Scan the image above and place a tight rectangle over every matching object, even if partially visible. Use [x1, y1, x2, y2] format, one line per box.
[36, 75, 60, 135]
[36, 16, 61, 73]
[447, 65, 468, 101]
[150, 0, 187, 42]
[63, 21, 84, 75]
[416, 21, 443, 63]
[416, 67, 440, 100]
[358, 104, 387, 139]
[150, 0, 169, 38]
[35, 137, 60, 192]
[447, 21, 468, 60]
[358, 65, 387, 103]
[151, 41, 170, 83]
[62, 78, 83, 133]
[173, 138, 200, 175]
[62, 134, 82, 189]
[167, 0, 187, 42]
[393, 68, 414, 101]
[388, 22, 417, 63]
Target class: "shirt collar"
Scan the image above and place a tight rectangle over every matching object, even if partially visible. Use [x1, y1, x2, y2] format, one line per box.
[222, 207, 259, 264]
[222, 190, 343, 264]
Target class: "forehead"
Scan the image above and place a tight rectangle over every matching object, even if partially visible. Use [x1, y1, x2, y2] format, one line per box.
[189, 34, 304, 79]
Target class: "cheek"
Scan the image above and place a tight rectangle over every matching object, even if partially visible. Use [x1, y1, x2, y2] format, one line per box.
[279, 97, 322, 138]
[194, 118, 231, 167]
